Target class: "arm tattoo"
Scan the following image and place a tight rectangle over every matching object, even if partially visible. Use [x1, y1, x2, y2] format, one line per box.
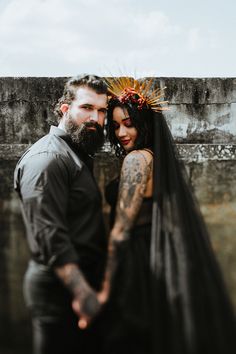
[55, 264, 100, 316]
[115, 151, 152, 237]
[101, 152, 153, 297]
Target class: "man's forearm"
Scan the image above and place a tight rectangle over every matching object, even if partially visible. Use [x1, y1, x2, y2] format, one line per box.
[55, 263, 100, 317]
[55, 263, 88, 294]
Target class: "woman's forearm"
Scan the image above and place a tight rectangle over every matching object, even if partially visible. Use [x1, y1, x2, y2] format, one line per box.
[100, 224, 130, 301]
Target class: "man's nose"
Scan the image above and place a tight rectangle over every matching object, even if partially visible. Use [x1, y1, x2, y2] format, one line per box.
[88, 110, 99, 122]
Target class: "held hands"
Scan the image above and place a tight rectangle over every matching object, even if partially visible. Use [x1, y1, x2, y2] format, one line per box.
[54, 263, 110, 329]
[72, 288, 101, 329]
[73, 282, 110, 329]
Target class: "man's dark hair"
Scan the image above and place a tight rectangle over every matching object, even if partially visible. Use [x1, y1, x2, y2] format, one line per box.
[54, 74, 107, 120]
[106, 98, 154, 157]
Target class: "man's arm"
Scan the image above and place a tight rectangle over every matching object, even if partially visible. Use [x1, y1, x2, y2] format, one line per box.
[55, 263, 100, 323]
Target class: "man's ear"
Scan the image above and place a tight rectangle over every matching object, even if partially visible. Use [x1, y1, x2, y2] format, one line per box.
[60, 103, 69, 114]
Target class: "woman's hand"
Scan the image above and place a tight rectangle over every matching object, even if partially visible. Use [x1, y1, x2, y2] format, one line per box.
[97, 280, 110, 305]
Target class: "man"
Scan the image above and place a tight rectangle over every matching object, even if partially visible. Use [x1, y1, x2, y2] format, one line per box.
[14, 75, 108, 354]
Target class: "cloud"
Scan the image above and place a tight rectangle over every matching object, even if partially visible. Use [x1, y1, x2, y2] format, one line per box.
[0, 0, 183, 76]
[0, 0, 234, 77]
[187, 27, 220, 52]
[187, 28, 201, 51]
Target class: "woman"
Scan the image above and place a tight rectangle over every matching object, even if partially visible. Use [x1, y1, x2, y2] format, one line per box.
[81, 78, 236, 354]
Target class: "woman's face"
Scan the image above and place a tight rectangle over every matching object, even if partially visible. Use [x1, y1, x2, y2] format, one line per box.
[112, 106, 138, 152]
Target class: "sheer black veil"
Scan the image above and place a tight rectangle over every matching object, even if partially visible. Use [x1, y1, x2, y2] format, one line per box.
[150, 112, 236, 354]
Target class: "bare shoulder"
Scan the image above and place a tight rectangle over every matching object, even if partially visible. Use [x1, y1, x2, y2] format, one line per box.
[123, 149, 153, 168]
[120, 150, 153, 187]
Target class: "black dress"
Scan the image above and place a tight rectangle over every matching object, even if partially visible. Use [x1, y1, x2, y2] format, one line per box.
[98, 177, 153, 354]
[96, 173, 236, 354]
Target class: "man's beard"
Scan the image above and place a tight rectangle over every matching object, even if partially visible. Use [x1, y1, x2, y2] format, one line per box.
[65, 119, 104, 155]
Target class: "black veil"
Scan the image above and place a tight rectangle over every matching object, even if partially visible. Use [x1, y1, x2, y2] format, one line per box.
[150, 112, 236, 354]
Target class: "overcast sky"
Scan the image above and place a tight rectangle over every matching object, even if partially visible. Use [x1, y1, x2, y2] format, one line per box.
[0, 0, 235, 77]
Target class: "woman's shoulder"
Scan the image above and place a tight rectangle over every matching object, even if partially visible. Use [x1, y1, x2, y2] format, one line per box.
[123, 149, 153, 166]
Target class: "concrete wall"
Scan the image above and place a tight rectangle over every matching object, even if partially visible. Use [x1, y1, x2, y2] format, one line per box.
[0, 77, 235, 354]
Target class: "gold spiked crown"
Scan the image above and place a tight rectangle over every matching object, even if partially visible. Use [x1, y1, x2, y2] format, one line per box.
[105, 77, 168, 112]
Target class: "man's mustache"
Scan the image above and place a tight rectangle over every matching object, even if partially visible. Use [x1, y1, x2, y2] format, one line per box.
[82, 121, 101, 130]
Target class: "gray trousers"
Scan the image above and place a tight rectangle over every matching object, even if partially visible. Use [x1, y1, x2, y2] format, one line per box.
[23, 260, 102, 354]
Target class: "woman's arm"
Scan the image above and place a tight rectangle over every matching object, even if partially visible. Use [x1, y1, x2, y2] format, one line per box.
[99, 150, 153, 302]
[77, 151, 153, 326]
[112, 150, 152, 239]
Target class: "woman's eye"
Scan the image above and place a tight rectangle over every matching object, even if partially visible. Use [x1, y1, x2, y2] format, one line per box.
[113, 122, 119, 130]
[124, 119, 133, 127]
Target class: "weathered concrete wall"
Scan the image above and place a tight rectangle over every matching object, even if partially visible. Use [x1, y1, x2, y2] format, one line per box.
[161, 77, 236, 143]
[0, 77, 236, 144]
[0, 77, 236, 354]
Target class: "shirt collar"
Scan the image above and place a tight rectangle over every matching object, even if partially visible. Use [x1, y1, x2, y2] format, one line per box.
[49, 125, 70, 139]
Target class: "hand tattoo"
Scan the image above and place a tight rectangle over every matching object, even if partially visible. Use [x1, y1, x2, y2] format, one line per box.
[55, 263, 100, 317]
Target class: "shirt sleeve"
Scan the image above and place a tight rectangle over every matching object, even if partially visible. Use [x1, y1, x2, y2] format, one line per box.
[17, 152, 79, 267]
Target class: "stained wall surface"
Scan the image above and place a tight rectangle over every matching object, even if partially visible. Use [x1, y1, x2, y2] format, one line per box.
[0, 77, 235, 354]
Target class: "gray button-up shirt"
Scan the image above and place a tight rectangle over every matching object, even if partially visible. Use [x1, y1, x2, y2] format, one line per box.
[14, 126, 107, 287]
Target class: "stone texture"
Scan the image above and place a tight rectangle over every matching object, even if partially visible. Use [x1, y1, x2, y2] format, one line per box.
[0, 77, 236, 144]
[0, 77, 66, 144]
[1, 143, 235, 162]
[158, 77, 236, 104]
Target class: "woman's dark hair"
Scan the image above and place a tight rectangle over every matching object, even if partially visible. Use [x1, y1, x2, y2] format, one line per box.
[106, 98, 154, 156]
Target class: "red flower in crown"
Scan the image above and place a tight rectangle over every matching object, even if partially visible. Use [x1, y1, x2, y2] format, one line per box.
[118, 87, 148, 110]
[106, 77, 168, 113]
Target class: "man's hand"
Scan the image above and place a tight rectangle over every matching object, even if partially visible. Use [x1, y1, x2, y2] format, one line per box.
[75, 285, 109, 329]
[54, 263, 101, 328]
[72, 289, 101, 329]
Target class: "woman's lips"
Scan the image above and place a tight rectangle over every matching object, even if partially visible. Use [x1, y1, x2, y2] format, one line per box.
[120, 139, 131, 146]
